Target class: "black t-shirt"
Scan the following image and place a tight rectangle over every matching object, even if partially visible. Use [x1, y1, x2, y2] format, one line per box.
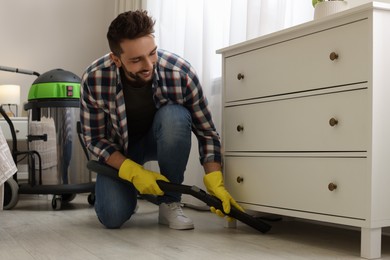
[120, 70, 157, 142]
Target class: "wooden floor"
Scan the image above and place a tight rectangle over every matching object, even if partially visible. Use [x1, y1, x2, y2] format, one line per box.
[1, 194, 390, 260]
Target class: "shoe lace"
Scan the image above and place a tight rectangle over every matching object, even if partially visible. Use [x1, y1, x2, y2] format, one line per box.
[169, 202, 185, 217]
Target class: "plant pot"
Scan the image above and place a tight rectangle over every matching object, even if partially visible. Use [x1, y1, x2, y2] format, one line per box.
[314, 1, 349, 20]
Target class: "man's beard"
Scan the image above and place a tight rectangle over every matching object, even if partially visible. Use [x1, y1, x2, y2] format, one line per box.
[121, 65, 155, 88]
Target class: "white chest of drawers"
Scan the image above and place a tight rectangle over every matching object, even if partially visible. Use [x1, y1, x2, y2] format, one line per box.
[218, 2, 390, 259]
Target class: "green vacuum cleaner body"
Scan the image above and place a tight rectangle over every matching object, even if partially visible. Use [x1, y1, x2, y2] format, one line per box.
[27, 69, 81, 100]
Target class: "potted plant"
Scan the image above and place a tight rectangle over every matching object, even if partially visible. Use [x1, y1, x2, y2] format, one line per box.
[313, 0, 349, 19]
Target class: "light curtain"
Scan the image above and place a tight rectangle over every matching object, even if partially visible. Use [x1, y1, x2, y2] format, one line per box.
[145, 0, 313, 130]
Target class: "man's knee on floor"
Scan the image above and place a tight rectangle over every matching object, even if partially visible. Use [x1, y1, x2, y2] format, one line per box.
[96, 208, 135, 229]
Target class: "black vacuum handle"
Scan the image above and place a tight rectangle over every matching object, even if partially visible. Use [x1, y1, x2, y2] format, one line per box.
[0, 65, 40, 76]
[86, 161, 271, 233]
[156, 180, 271, 233]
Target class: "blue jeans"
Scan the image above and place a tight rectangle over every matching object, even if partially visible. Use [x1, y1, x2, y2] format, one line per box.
[94, 104, 192, 228]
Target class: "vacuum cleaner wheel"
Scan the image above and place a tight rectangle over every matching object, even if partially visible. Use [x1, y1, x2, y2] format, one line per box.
[3, 178, 19, 210]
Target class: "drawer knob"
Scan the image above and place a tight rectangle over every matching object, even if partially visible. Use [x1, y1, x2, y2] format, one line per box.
[236, 176, 244, 183]
[329, 52, 339, 61]
[329, 117, 338, 127]
[328, 183, 338, 191]
[237, 73, 245, 80]
[236, 125, 244, 132]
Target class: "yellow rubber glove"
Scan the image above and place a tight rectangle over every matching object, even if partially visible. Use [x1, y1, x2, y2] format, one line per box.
[118, 159, 169, 195]
[203, 171, 244, 218]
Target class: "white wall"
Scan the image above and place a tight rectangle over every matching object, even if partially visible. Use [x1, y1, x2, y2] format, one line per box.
[348, 0, 390, 8]
[0, 0, 116, 115]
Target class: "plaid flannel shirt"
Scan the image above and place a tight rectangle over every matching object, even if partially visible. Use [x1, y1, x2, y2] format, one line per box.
[80, 49, 221, 165]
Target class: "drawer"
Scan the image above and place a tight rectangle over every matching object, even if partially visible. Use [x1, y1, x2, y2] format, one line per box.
[224, 19, 369, 103]
[0, 117, 28, 141]
[223, 88, 368, 152]
[224, 156, 367, 219]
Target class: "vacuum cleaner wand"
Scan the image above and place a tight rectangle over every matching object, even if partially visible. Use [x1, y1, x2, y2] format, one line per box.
[0, 65, 40, 77]
[156, 180, 271, 233]
[87, 160, 271, 234]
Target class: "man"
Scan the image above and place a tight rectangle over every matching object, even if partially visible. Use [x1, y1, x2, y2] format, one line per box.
[80, 10, 243, 230]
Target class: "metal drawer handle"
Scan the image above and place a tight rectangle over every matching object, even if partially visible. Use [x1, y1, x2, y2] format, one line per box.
[328, 182, 338, 191]
[236, 125, 244, 132]
[236, 176, 244, 183]
[329, 117, 338, 127]
[237, 73, 245, 80]
[329, 52, 339, 61]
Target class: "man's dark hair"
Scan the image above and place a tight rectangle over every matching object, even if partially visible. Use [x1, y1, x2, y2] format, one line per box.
[107, 10, 155, 56]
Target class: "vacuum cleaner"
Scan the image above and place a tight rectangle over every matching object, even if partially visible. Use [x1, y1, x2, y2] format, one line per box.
[86, 160, 272, 233]
[0, 65, 95, 210]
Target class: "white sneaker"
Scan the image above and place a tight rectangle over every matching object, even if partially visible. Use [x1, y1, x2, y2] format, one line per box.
[158, 202, 194, 230]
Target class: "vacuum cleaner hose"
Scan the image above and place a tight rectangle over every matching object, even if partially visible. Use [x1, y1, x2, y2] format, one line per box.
[87, 160, 271, 233]
[156, 180, 271, 233]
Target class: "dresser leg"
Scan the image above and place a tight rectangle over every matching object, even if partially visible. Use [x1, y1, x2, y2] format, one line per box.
[361, 227, 381, 259]
[224, 218, 237, 228]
